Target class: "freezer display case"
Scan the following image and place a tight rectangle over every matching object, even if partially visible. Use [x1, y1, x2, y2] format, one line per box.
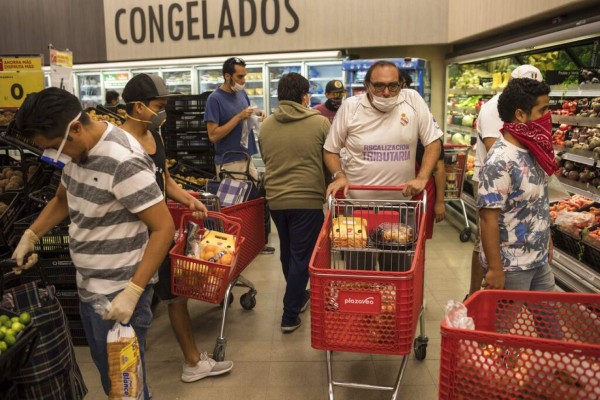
[131, 70, 160, 78]
[163, 69, 192, 95]
[267, 63, 301, 114]
[76, 72, 102, 108]
[198, 66, 222, 95]
[244, 66, 265, 111]
[306, 62, 343, 107]
[342, 58, 431, 105]
[103, 71, 130, 99]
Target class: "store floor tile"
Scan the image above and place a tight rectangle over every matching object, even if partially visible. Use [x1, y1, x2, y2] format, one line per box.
[74, 220, 473, 399]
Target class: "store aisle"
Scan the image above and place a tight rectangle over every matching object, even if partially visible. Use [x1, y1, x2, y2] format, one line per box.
[75, 221, 474, 399]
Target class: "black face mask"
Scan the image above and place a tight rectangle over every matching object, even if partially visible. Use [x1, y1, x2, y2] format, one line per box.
[325, 99, 342, 111]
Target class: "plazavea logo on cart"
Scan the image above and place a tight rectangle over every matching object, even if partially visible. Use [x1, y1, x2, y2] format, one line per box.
[339, 291, 381, 314]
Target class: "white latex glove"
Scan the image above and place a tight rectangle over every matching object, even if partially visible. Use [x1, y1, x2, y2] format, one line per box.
[11, 229, 39, 274]
[104, 281, 144, 324]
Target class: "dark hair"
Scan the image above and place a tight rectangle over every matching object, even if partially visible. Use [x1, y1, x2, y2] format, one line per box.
[497, 78, 551, 123]
[105, 90, 119, 104]
[277, 73, 309, 103]
[125, 99, 150, 116]
[222, 57, 246, 77]
[15, 87, 88, 140]
[399, 70, 413, 88]
[364, 60, 400, 85]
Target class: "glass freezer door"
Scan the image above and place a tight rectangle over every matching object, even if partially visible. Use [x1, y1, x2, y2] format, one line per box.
[244, 65, 265, 111]
[306, 62, 343, 108]
[267, 63, 301, 114]
[162, 69, 192, 95]
[76, 72, 102, 108]
[198, 66, 222, 95]
[103, 71, 130, 102]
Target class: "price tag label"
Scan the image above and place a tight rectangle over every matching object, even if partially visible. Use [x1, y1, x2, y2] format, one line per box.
[0, 56, 44, 107]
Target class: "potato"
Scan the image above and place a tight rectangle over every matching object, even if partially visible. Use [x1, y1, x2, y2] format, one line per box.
[5, 181, 21, 190]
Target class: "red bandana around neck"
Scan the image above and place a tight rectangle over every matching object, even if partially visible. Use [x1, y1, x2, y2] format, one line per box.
[501, 112, 558, 176]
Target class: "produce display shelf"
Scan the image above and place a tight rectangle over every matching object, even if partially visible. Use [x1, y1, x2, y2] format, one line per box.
[557, 176, 600, 202]
[447, 106, 478, 114]
[555, 146, 600, 166]
[551, 115, 600, 128]
[550, 88, 600, 98]
[446, 124, 477, 136]
[447, 88, 498, 96]
[551, 248, 600, 293]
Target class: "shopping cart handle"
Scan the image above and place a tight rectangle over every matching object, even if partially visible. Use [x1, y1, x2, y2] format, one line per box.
[347, 185, 405, 191]
[0, 253, 33, 269]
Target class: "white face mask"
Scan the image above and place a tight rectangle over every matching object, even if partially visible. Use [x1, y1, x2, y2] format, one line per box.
[229, 77, 245, 93]
[369, 92, 399, 113]
[40, 112, 81, 168]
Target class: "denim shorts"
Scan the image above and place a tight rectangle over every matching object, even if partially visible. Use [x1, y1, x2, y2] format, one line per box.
[503, 263, 556, 292]
[79, 285, 154, 399]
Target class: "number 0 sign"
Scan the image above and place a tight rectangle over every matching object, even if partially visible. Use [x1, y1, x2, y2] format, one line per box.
[0, 55, 45, 108]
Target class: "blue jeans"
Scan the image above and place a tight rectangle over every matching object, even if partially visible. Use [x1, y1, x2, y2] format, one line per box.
[79, 285, 154, 399]
[271, 209, 324, 325]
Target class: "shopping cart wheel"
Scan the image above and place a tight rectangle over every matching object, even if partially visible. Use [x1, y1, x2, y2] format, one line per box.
[414, 337, 428, 361]
[220, 292, 234, 308]
[240, 292, 257, 310]
[459, 228, 472, 242]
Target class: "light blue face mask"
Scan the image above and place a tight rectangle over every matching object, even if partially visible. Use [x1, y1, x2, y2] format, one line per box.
[40, 112, 81, 168]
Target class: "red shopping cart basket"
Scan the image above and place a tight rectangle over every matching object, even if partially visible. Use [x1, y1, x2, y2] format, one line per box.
[170, 211, 244, 304]
[439, 290, 600, 400]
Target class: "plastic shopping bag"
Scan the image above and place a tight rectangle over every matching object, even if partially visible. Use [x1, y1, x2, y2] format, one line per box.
[107, 322, 144, 400]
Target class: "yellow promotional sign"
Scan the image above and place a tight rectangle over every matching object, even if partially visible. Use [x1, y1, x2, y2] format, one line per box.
[50, 49, 73, 68]
[0, 55, 44, 108]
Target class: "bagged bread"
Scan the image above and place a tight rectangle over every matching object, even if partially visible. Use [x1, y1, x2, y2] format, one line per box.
[376, 222, 414, 244]
[331, 217, 368, 248]
[107, 323, 144, 400]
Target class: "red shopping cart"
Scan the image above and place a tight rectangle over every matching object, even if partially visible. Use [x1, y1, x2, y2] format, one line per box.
[443, 144, 472, 242]
[309, 185, 428, 400]
[169, 211, 251, 361]
[439, 290, 600, 400]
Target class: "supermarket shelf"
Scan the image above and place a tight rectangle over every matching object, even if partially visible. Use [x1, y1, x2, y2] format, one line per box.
[555, 146, 599, 167]
[447, 107, 478, 114]
[309, 77, 343, 82]
[558, 176, 600, 202]
[446, 124, 477, 136]
[551, 249, 600, 293]
[550, 86, 600, 97]
[551, 115, 600, 128]
[447, 88, 498, 96]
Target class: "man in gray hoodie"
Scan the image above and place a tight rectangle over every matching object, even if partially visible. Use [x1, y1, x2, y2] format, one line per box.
[259, 72, 330, 332]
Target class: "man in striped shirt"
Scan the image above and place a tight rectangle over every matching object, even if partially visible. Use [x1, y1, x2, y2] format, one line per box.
[12, 87, 175, 399]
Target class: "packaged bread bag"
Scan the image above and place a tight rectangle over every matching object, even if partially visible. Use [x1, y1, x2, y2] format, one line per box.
[330, 217, 368, 248]
[107, 322, 144, 400]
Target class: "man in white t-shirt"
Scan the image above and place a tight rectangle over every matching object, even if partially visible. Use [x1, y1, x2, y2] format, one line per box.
[324, 60, 442, 200]
[468, 65, 543, 296]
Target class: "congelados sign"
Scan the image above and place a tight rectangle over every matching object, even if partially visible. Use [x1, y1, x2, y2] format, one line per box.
[104, 0, 302, 61]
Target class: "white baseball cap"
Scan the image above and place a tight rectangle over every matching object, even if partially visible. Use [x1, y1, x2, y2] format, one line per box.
[510, 65, 543, 82]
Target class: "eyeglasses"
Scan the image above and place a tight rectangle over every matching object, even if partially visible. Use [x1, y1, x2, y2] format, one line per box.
[370, 82, 401, 94]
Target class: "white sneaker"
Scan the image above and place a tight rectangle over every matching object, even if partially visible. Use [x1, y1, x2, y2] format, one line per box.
[181, 352, 234, 383]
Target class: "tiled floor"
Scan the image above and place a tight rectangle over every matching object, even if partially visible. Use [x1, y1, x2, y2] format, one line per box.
[75, 221, 474, 399]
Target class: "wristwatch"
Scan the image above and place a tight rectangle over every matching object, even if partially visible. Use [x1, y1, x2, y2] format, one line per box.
[331, 170, 345, 180]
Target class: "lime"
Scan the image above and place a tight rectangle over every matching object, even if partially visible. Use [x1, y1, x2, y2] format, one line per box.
[5, 329, 14, 337]
[0, 326, 6, 334]
[11, 322, 24, 333]
[0, 315, 9, 324]
[19, 312, 31, 326]
[10, 316, 19, 323]
[0, 331, 4, 341]
[0, 341, 6, 351]
[3, 320, 12, 329]
[4, 335, 16, 347]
